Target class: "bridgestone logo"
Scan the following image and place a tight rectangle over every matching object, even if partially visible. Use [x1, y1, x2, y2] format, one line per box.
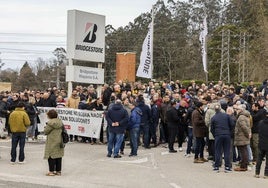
[75, 44, 103, 53]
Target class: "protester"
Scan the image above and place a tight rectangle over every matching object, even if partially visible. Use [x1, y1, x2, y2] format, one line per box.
[44, 109, 64, 176]
[106, 99, 129, 158]
[8, 102, 31, 164]
[211, 104, 234, 172]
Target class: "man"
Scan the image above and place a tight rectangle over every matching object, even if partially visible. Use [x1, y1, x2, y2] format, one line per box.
[9, 102, 31, 164]
[192, 101, 208, 163]
[211, 104, 234, 172]
[251, 103, 266, 163]
[255, 112, 268, 178]
[106, 99, 128, 158]
[166, 99, 180, 153]
[234, 104, 251, 171]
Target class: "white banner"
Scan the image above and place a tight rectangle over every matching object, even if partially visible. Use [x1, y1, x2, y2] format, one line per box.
[136, 22, 153, 79]
[37, 107, 104, 139]
[199, 16, 208, 73]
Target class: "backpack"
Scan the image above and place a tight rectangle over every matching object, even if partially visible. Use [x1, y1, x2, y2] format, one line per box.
[61, 125, 69, 144]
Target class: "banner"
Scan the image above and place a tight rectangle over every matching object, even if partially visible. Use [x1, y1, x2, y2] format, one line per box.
[37, 107, 104, 139]
[136, 22, 153, 79]
[199, 16, 208, 73]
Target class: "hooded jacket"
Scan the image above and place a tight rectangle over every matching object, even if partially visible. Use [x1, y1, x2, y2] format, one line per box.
[106, 103, 129, 134]
[128, 107, 142, 129]
[9, 107, 31, 133]
[234, 110, 251, 146]
[44, 118, 64, 159]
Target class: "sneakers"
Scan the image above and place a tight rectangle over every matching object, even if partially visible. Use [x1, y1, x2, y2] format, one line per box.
[129, 154, 137, 157]
[114, 155, 122, 158]
[254, 174, 260, 178]
[224, 167, 232, 173]
[194, 158, 204, 163]
[18, 161, 26, 164]
[106, 154, 111, 158]
[169, 150, 177, 153]
[213, 167, 220, 173]
[184, 153, 191, 158]
[10, 161, 15, 165]
[178, 147, 183, 152]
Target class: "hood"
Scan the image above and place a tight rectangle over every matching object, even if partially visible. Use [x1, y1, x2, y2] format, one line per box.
[47, 118, 63, 129]
[111, 103, 123, 111]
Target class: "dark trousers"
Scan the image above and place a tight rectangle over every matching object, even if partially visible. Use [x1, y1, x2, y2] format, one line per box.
[160, 121, 168, 143]
[48, 157, 62, 172]
[150, 122, 158, 145]
[177, 125, 184, 148]
[186, 127, 193, 154]
[140, 122, 150, 147]
[237, 145, 248, 169]
[208, 139, 215, 159]
[194, 137, 205, 159]
[11, 132, 26, 162]
[255, 149, 268, 176]
[214, 135, 231, 168]
[168, 126, 178, 151]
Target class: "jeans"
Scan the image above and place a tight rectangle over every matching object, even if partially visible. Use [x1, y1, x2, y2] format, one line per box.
[150, 122, 158, 145]
[11, 132, 26, 162]
[26, 117, 37, 138]
[140, 122, 150, 147]
[107, 132, 124, 156]
[214, 135, 231, 168]
[194, 137, 205, 159]
[130, 127, 140, 155]
[255, 149, 268, 176]
[186, 127, 193, 154]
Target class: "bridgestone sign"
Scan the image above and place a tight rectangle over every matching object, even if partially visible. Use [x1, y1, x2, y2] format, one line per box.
[67, 10, 105, 62]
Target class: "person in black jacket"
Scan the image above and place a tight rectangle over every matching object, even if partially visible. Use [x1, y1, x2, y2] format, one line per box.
[251, 102, 266, 163]
[211, 105, 234, 172]
[255, 113, 268, 178]
[166, 99, 180, 153]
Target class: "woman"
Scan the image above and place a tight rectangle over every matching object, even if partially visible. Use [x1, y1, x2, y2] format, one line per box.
[44, 109, 64, 176]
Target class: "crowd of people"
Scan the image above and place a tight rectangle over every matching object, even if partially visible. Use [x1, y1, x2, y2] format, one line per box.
[0, 79, 268, 178]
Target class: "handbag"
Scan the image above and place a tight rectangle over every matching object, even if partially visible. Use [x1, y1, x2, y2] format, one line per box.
[61, 125, 69, 144]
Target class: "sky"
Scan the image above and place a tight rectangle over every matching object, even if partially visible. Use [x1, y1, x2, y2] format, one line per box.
[0, 0, 165, 70]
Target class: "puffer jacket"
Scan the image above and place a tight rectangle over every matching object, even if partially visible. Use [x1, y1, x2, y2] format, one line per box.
[9, 108, 31, 133]
[234, 110, 251, 146]
[44, 118, 64, 159]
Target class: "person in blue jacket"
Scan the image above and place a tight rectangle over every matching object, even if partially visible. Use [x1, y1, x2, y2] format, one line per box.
[128, 102, 142, 157]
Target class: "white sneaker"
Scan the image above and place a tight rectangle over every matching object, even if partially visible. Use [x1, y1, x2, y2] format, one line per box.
[18, 161, 26, 164]
[184, 154, 191, 158]
[179, 147, 183, 152]
[10, 161, 15, 165]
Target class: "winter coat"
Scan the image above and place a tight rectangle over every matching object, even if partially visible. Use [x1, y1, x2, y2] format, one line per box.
[205, 103, 225, 140]
[128, 107, 142, 130]
[106, 103, 129, 134]
[251, 108, 266, 133]
[234, 110, 251, 146]
[258, 116, 268, 151]
[9, 107, 31, 133]
[211, 111, 234, 137]
[166, 106, 180, 128]
[44, 118, 64, 159]
[66, 95, 80, 109]
[192, 108, 207, 138]
[137, 101, 151, 124]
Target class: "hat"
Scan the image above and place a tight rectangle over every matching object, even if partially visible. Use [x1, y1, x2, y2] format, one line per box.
[195, 101, 203, 108]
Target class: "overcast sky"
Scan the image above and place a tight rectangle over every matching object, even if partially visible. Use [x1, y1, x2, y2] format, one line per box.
[0, 0, 165, 70]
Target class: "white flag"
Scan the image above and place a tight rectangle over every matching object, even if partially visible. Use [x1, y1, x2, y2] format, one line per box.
[199, 16, 208, 73]
[136, 23, 153, 79]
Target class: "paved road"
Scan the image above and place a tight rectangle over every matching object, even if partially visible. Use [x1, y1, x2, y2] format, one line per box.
[0, 139, 267, 188]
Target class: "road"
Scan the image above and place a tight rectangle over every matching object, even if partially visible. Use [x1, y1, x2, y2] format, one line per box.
[0, 139, 267, 188]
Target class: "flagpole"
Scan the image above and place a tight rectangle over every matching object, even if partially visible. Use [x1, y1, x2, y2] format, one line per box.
[205, 34, 208, 84]
[151, 5, 154, 80]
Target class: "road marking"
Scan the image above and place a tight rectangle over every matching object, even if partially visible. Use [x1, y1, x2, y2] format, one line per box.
[160, 173, 166, 178]
[119, 157, 148, 164]
[170, 183, 182, 188]
[161, 151, 169, 155]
